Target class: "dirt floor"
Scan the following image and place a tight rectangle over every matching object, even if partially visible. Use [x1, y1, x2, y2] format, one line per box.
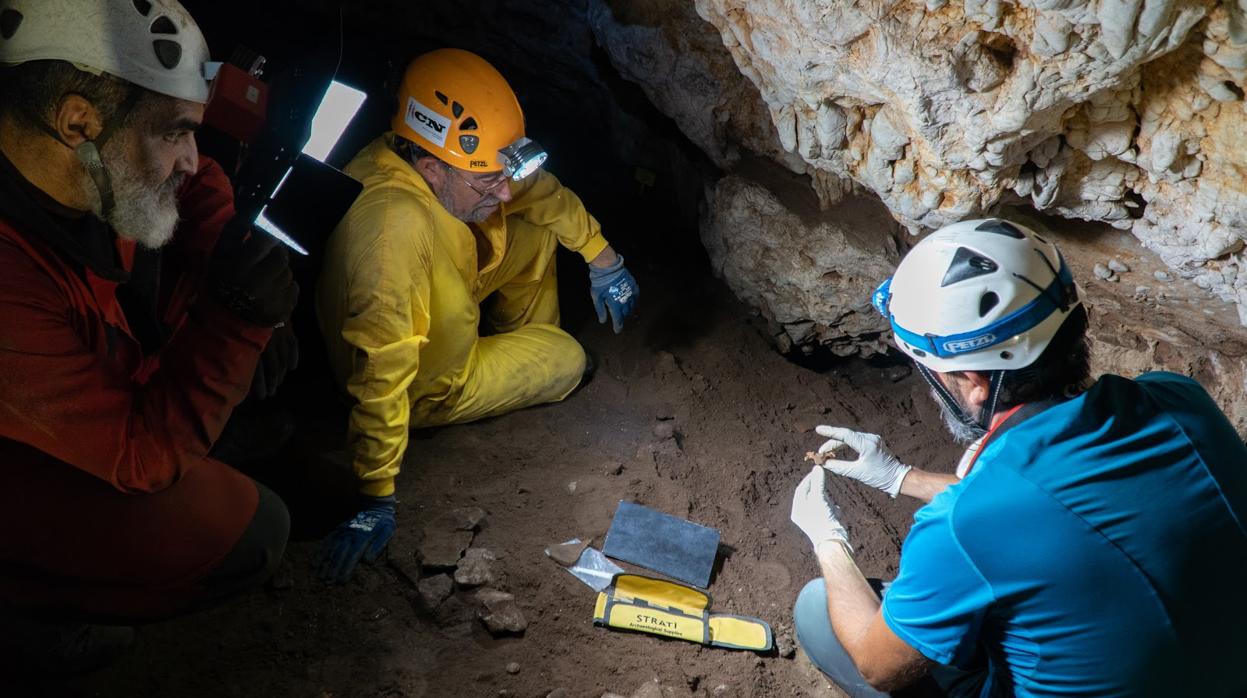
[42, 253, 965, 698]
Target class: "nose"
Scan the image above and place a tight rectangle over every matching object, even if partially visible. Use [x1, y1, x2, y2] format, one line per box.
[175, 134, 199, 176]
[494, 179, 513, 203]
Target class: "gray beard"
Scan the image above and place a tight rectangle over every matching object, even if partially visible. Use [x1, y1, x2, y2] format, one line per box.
[434, 185, 496, 224]
[932, 388, 988, 445]
[87, 143, 183, 249]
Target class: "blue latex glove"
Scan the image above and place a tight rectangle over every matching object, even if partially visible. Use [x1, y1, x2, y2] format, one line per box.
[589, 254, 638, 333]
[318, 495, 397, 583]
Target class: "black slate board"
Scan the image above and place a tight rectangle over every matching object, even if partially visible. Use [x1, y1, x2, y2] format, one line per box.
[601, 500, 720, 588]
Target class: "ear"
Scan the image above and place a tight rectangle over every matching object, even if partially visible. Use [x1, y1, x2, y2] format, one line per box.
[960, 370, 993, 409]
[412, 156, 446, 191]
[52, 94, 104, 147]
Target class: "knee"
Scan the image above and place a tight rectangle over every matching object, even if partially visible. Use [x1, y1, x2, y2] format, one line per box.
[239, 484, 291, 582]
[548, 332, 586, 395]
[211, 483, 290, 592]
[794, 578, 830, 637]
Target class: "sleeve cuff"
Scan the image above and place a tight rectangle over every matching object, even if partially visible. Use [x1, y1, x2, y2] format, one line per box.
[575, 235, 609, 264]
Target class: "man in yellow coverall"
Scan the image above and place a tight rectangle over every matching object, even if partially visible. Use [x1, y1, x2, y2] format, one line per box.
[315, 48, 639, 582]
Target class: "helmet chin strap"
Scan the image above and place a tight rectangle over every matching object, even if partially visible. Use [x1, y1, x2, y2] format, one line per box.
[34, 89, 143, 219]
[915, 364, 1006, 433]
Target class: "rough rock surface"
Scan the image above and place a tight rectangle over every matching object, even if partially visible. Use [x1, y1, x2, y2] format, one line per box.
[593, 0, 1247, 324]
[700, 166, 902, 357]
[477, 589, 528, 635]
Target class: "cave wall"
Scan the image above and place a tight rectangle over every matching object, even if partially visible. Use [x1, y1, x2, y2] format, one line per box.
[593, 0, 1247, 324]
[588, 0, 1247, 428]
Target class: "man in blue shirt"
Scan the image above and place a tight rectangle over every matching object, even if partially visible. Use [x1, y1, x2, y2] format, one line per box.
[789, 218, 1247, 697]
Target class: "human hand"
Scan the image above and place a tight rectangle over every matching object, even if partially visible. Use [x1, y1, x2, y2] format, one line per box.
[815, 426, 912, 498]
[318, 495, 397, 583]
[790, 465, 850, 551]
[589, 254, 638, 333]
[208, 218, 299, 327]
[251, 321, 299, 400]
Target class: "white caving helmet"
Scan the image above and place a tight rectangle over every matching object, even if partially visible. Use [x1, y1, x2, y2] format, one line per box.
[0, 0, 212, 217]
[871, 218, 1082, 428]
[0, 0, 212, 104]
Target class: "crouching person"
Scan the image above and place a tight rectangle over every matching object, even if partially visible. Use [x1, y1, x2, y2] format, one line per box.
[0, 0, 297, 676]
[789, 219, 1247, 697]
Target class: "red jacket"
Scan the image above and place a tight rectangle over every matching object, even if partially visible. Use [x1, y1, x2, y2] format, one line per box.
[0, 154, 271, 494]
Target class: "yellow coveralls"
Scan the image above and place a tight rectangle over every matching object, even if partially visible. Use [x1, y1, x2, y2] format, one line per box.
[316, 134, 608, 497]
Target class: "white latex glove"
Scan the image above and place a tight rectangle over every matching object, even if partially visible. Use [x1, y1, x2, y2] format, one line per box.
[815, 426, 913, 498]
[790, 465, 851, 551]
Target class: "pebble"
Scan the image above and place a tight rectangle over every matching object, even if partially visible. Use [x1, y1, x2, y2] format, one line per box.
[1108, 259, 1130, 273]
[417, 530, 473, 570]
[477, 589, 528, 635]
[442, 506, 488, 532]
[631, 682, 664, 698]
[1093, 263, 1113, 280]
[417, 574, 454, 610]
[506, 662, 521, 675]
[604, 462, 624, 476]
[454, 548, 497, 587]
[1154, 270, 1173, 281]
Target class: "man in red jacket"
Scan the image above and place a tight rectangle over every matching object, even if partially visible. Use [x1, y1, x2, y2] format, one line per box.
[0, 0, 297, 676]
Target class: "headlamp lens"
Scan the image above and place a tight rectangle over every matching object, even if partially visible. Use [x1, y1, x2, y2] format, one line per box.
[499, 137, 548, 180]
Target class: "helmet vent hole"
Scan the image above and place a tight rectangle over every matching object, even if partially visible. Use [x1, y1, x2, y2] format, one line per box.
[979, 291, 999, 317]
[460, 117, 478, 131]
[0, 9, 22, 39]
[132, 0, 153, 17]
[151, 16, 177, 35]
[1000, 351, 1014, 360]
[975, 219, 1025, 238]
[942, 247, 999, 286]
[912, 348, 927, 358]
[434, 91, 449, 105]
[451, 101, 464, 118]
[152, 39, 181, 69]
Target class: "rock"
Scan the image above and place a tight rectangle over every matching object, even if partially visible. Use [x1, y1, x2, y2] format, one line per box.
[631, 680, 664, 698]
[545, 539, 591, 567]
[454, 548, 497, 587]
[434, 595, 473, 628]
[417, 574, 454, 610]
[700, 173, 900, 356]
[775, 622, 797, 658]
[506, 662, 521, 675]
[591, 0, 1247, 325]
[477, 589, 528, 635]
[604, 461, 624, 476]
[1154, 270, 1173, 282]
[1093, 263, 1113, 280]
[652, 421, 677, 440]
[418, 530, 473, 570]
[436, 506, 488, 532]
[1108, 259, 1130, 273]
[884, 364, 912, 382]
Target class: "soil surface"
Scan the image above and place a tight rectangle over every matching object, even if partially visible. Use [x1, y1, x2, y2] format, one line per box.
[64, 259, 964, 698]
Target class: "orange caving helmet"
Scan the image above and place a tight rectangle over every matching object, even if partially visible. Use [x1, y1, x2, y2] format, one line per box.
[393, 48, 546, 179]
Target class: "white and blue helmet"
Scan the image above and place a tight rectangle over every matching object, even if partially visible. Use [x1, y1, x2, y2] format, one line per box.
[872, 218, 1082, 374]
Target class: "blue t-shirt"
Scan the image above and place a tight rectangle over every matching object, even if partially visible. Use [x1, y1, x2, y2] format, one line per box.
[881, 372, 1247, 697]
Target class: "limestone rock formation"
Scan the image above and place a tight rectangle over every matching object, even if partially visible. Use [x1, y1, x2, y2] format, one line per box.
[700, 167, 901, 357]
[594, 0, 1247, 324]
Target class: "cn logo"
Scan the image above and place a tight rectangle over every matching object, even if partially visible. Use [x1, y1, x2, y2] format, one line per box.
[412, 109, 445, 134]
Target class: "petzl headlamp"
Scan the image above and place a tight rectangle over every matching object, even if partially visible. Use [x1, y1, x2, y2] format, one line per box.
[499, 137, 547, 180]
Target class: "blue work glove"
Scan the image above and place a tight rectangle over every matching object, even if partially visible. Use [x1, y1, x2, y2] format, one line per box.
[318, 495, 397, 583]
[589, 254, 638, 333]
